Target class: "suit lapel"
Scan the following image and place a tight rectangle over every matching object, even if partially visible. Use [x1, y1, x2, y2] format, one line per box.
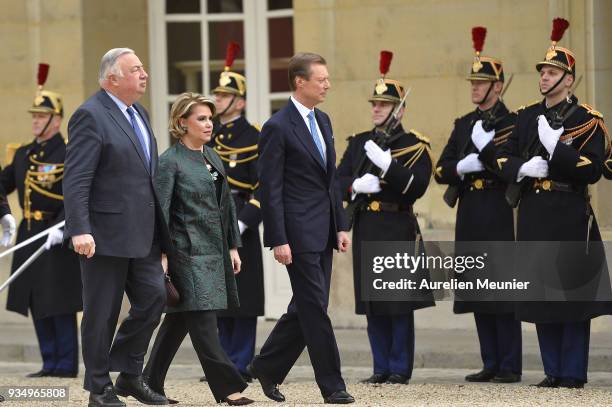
[288, 101, 326, 171]
[315, 109, 335, 176]
[134, 103, 156, 174]
[97, 91, 151, 174]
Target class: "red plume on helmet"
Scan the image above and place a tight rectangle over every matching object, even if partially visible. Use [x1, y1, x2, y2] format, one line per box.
[550, 18, 569, 43]
[379, 50, 393, 77]
[37, 63, 50, 88]
[471, 26, 487, 55]
[224, 42, 240, 71]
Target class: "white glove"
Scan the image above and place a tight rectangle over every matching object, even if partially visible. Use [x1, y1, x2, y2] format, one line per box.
[537, 115, 563, 156]
[352, 173, 382, 197]
[238, 220, 247, 235]
[44, 228, 64, 250]
[1, 214, 16, 247]
[364, 140, 392, 174]
[517, 156, 549, 181]
[456, 153, 484, 177]
[471, 120, 495, 151]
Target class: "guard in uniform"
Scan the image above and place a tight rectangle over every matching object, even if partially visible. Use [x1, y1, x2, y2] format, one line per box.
[209, 42, 264, 382]
[0, 64, 82, 378]
[337, 51, 435, 385]
[496, 19, 612, 388]
[434, 27, 521, 383]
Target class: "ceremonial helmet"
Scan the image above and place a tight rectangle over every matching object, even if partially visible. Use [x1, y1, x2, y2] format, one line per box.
[466, 27, 504, 82]
[536, 18, 575, 76]
[212, 42, 246, 97]
[369, 50, 405, 104]
[28, 63, 63, 117]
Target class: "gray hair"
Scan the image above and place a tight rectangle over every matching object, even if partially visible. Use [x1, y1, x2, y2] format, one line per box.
[98, 48, 135, 86]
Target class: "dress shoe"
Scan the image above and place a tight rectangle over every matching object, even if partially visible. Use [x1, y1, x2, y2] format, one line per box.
[558, 378, 585, 389]
[246, 363, 285, 402]
[360, 373, 389, 384]
[114, 373, 168, 405]
[88, 385, 126, 407]
[224, 396, 254, 406]
[142, 374, 179, 404]
[51, 369, 78, 378]
[465, 368, 496, 382]
[531, 376, 559, 388]
[26, 369, 52, 378]
[490, 371, 521, 383]
[323, 390, 355, 404]
[387, 374, 410, 384]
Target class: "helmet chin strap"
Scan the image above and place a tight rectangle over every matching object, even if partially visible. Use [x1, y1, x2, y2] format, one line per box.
[477, 81, 495, 106]
[377, 104, 401, 130]
[216, 94, 237, 119]
[36, 115, 54, 141]
[540, 71, 567, 96]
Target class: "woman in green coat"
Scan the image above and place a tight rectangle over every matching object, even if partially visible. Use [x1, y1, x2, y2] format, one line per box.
[143, 93, 253, 406]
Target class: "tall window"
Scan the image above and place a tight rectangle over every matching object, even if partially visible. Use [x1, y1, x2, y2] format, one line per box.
[148, 0, 294, 151]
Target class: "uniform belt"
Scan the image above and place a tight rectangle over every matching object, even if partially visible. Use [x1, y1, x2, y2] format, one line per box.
[24, 210, 54, 221]
[532, 179, 584, 194]
[465, 178, 504, 191]
[366, 201, 413, 213]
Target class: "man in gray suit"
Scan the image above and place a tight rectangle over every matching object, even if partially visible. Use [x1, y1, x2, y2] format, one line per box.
[64, 48, 169, 407]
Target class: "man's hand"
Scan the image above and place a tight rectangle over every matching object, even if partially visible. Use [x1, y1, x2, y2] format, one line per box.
[44, 228, 64, 250]
[337, 231, 351, 253]
[0, 214, 16, 247]
[456, 153, 484, 177]
[72, 234, 96, 258]
[364, 140, 392, 173]
[518, 156, 549, 180]
[230, 248, 241, 274]
[273, 244, 292, 265]
[161, 253, 168, 275]
[538, 115, 563, 155]
[471, 120, 495, 151]
[352, 173, 382, 195]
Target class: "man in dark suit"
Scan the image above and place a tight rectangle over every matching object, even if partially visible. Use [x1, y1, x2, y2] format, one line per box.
[63, 48, 168, 407]
[248, 52, 354, 404]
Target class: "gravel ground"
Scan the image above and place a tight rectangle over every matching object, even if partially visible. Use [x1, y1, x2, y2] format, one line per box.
[0, 363, 610, 406]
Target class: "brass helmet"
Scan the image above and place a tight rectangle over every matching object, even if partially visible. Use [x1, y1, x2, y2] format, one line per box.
[466, 27, 504, 82]
[28, 63, 63, 116]
[369, 50, 406, 104]
[536, 18, 575, 75]
[212, 42, 246, 97]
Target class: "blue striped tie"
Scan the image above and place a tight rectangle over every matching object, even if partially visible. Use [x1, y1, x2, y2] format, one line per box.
[126, 107, 151, 164]
[307, 111, 325, 163]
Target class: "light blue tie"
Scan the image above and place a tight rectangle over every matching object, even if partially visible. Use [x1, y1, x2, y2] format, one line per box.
[126, 107, 151, 165]
[307, 111, 326, 163]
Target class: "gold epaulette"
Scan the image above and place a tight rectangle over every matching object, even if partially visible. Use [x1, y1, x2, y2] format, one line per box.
[517, 100, 540, 111]
[391, 140, 434, 170]
[582, 104, 603, 119]
[410, 129, 430, 144]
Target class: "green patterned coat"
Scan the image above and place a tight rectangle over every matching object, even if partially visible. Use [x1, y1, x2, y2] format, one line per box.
[156, 141, 241, 313]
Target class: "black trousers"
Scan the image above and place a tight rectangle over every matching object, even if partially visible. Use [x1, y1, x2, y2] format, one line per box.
[144, 310, 247, 402]
[79, 244, 166, 393]
[252, 247, 345, 397]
